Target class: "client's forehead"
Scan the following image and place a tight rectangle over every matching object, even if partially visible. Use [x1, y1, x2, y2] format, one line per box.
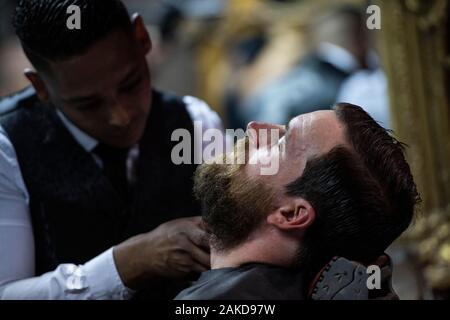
[289, 110, 347, 155]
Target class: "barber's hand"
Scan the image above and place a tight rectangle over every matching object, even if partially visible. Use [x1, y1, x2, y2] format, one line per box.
[113, 216, 210, 289]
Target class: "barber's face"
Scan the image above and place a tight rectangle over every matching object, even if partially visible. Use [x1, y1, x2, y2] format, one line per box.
[246, 110, 347, 194]
[40, 18, 152, 148]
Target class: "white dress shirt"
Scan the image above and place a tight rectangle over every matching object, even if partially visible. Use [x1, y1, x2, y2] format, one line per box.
[0, 93, 223, 299]
[242, 42, 366, 125]
[316, 42, 360, 74]
[336, 68, 390, 129]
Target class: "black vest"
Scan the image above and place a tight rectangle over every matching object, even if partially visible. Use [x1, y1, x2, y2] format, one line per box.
[0, 87, 200, 278]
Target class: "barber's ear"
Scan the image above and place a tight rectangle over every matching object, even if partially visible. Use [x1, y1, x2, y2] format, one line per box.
[24, 69, 49, 103]
[267, 198, 315, 230]
[131, 13, 152, 54]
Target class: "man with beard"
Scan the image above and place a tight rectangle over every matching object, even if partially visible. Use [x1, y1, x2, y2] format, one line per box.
[176, 104, 420, 300]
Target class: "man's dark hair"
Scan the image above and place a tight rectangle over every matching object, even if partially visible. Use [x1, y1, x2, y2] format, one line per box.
[13, 0, 132, 70]
[287, 103, 420, 277]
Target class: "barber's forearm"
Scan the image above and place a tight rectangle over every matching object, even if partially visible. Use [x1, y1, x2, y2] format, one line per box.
[0, 248, 133, 300]
[113, 233, 155, 290]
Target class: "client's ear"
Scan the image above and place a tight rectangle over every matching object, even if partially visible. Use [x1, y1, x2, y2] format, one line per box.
[267, 198, 315, 231]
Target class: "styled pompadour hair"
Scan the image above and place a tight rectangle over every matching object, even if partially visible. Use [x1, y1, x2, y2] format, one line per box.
[13, 0, 132, 69]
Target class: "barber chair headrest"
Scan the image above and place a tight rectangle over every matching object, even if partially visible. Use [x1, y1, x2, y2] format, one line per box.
[308, 254, 399, 300]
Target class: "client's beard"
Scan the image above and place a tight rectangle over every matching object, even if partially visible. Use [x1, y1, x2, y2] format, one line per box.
[194, 137, 277, 252]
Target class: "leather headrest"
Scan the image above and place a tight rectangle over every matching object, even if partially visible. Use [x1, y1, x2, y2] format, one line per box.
[308, 254, 399, 300]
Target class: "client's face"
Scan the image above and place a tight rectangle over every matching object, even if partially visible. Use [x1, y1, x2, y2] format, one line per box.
[245, 110, 347, 191]
[194, 110, 347, 251]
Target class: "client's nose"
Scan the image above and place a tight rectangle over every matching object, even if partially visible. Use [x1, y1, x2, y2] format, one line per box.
[246, 122, 286, 147]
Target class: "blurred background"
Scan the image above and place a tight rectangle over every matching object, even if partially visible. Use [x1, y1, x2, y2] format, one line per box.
[1, 0, 449, 299]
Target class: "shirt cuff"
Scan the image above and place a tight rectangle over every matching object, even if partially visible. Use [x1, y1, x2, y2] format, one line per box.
[82, 247, 134, 300]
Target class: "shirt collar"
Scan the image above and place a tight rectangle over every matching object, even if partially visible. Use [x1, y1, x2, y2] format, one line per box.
[56, 110, 98, 153]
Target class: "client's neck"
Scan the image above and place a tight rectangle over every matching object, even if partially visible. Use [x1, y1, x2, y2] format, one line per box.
[210, 231, 295, 269]
[211, 243, 272, 269]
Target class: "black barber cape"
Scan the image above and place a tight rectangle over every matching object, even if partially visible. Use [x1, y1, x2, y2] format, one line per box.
[175, 263, 305, 300]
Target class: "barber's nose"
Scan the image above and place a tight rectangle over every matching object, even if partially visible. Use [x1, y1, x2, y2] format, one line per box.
[109, 103, 131, 128]
[246, 121, 286, 147]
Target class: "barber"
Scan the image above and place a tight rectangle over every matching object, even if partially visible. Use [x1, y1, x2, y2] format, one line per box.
[0, 0, 220, 299]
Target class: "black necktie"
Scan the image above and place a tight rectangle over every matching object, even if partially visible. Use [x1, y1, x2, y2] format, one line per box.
[93, 143, 130, 200]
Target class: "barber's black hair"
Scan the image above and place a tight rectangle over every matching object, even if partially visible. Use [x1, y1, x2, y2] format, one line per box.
[13, 0, 132, 70]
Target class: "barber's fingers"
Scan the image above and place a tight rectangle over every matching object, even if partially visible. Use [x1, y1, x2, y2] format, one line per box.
[187, 225, 210, 251]
[374, 255, 389, 267]
[189, 261, 209, 274]
[175, 255, 208, 275]
[187, 216, 203, 225]
[189, 216, 208, 232]
[185, 239, 211, 268]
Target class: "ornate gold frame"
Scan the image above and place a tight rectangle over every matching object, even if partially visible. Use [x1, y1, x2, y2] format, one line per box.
[377, 0, 450, 291]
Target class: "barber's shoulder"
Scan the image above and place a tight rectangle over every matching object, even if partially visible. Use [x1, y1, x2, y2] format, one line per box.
[0, 120, 32, 206]
[0, 89, 36, 186]
[0, 87, 37, 117]
[0, 90, 37, 184]
[0, 125, 22, 181]
[155, 89, 222, 130]
[182, 95, 222, 131]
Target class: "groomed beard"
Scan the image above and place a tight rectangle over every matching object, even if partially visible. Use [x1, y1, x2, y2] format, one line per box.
[194, 138, 277, 253]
